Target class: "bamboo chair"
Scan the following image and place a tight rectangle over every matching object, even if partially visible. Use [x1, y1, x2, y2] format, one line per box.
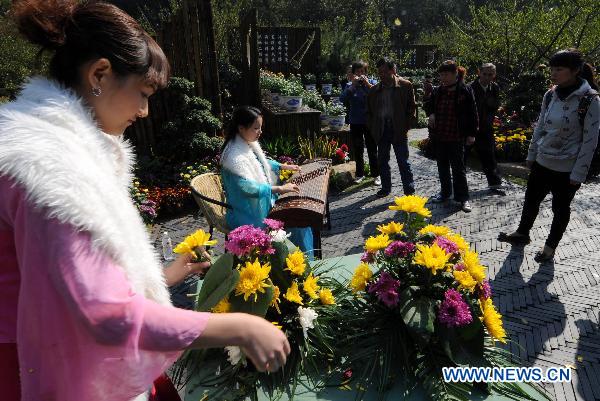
[190, 173, 231, 237]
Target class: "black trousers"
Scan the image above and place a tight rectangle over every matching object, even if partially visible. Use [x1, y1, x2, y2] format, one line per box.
[436, 141, 469, 202]
[351, 124, 379, 178]
[517, 162, 580, 249]
[464, 133, 502, 186]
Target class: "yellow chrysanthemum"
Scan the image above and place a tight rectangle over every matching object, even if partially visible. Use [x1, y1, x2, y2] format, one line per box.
[174, 229, 218, 259]
[271, 285, 281, 314]
[444, 233, 470, 253]
[462, 250, 487, 283]
[285, 250, 307, 276]
[364, 233, 392, 253]
[377, 221, 405, 236]
[453, 270, 477, 292]
[389, 195, 431, 218]
[413, 243, 451, 275]
[284, 281, 304, 305]
[319, 288, 336, 305]
[303, 273, 320, 299]
[350, 263, 373, 293]
[419, 224, 451, 237]
[480, 298, 507, 343]
[235, 259, 271, 301]
[211, 297, 231, 313]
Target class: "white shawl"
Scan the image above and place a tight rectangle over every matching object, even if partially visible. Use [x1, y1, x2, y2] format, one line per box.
[0, 77, 172, 307]
[220, 134, 278, 184]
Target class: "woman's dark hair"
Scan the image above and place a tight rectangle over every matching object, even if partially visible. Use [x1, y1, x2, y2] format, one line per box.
[351, 61, 368, 74]
[223, 106, 262, 149]
[549, 48, 598, 90]
[12, 0, 170, 89]
[438, 60, 466, 81]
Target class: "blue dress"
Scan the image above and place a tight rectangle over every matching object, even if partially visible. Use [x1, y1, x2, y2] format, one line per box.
[221, 158, 314, 259]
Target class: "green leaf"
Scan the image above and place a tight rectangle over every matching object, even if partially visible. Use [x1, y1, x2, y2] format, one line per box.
[229, 282, 274, 317]
[440, 323, 486, 367]
[398, 292, 436, 344]
[195, 253, 238, 312]
[269, 241, 292, 289]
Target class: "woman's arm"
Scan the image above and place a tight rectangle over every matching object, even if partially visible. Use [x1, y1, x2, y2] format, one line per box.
[570, 95, 600, 183]
[527, 90, 553, 164]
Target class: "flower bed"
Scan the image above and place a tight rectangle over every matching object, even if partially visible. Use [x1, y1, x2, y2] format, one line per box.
[493, 109, 533, 162]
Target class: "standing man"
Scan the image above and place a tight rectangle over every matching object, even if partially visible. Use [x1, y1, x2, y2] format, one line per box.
[424, 60, 478, 212]
[367, 57, 416, 198]
[340, 61, 379, 185]
[467, 63, 503, 189]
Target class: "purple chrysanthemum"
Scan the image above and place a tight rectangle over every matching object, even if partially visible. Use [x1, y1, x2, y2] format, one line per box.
[367, 272, 401, 307]
[263, 218, 284, 231]
[360, 252, 375, 263]
[454, 263, 465, 271]
[438, 289, 473, 327]
[384, 241, 416, 258]
[434, 236, 459, 254]
[479, 280, 492, 299]
[225, 225, 275, 257]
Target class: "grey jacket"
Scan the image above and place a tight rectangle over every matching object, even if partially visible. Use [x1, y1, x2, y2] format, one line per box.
[527, 80, 600, 183]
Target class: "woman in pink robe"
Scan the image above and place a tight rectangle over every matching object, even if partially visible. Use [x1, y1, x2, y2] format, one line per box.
[0, 1, 290, 400]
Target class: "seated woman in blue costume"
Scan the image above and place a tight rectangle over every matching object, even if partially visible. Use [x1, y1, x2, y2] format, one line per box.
[220, 106, 314, 258]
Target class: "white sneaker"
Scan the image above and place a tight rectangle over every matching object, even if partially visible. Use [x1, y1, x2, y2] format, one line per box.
[374, 176, 381, 186]
[461, 201, 472, 213]
[354, 176, 365, 184]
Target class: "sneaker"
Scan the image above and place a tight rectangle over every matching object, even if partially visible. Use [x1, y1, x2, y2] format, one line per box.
[354, 176, 365, 184]
[374, 176, 381, 186]
[461, 201, 472, 213]
[376, 189, 390, 198]
[497, 231, 531, 244]
[430, 194, 450, 203]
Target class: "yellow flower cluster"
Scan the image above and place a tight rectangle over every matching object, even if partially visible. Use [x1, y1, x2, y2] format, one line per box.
[419, 224, 451, 237]
[480, 298, 507, 343]
[319, 288, 336, 305]
[286, 250, 307, 275]
[389, 195, 431, 218]
[173, 229, 218, 260]
[279, 169, 294, 182]
[444, 233, 470, 253]
[235, 259, 271, 301]
[211, 297, 231, 313]
[303, 273, 320, 299]
[350, 263, 373, 293]
[284, 281, 304, 305]
[364, 233, 392, 253]
[377, 221, 404, 236]
[462, 250, 486, 283]
[413, 243, 452, 275]
[453, 270, 477, 292]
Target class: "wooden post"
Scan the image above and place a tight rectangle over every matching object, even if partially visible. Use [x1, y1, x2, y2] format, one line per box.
[239, 9, 260, 107]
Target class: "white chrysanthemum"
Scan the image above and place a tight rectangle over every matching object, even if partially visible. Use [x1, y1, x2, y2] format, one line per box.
[225, 346, 245, 366]
[270, 229, 291, 243]
[298, 306, 319, 338]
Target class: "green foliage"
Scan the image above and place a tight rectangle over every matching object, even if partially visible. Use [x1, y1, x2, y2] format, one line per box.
[196, 253, 238, 312]
[423, 0, 600, 78]
[153, 77, 223, 163]
[325, 100, 345, 116]
[503, 70, 550, 124]
[0, 2, 47, 97]
[261, 135, 299, 158]
[298, 134, 337, 160]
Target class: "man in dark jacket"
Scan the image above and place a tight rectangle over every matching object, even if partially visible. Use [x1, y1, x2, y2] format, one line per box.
[467, 63, 503, 189]
[366, 58, 416, 198]
[424, 60, 478, 212]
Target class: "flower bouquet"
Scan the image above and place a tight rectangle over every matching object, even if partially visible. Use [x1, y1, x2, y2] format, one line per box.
[174, 219, 340, 400]
[327, 195, 549, 401]
[173, 229, 217, 263]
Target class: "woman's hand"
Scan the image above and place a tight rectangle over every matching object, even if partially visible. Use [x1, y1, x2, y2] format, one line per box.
[164, 252, 211, 287]
[280, 164, 300, 172]
[239, 315, 291, 372]
[273, 183, 300, 194]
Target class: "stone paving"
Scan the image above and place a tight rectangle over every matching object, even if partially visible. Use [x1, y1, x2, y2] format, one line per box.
[154, 128, 600, 401]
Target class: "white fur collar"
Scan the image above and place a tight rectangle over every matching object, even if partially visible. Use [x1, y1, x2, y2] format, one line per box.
[0, 77, 171, 307]
[220, 135, 277, 184]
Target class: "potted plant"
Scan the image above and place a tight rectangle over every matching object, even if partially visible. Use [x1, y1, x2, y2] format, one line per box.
[326, 100, 346, 131]
[320, 72, 334, 95]
[279, 78, 304, 111]
[303, 73, 317, 91]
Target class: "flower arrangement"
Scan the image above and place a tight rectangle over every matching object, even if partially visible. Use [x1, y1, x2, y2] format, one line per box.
[334, 143, 350, 164]
[178, 160, 216, 186]
[326, 100, 346, 117]
[175, 219, 340, 400]
[328, 195, 546, 401]
[130, 180, 157, 225]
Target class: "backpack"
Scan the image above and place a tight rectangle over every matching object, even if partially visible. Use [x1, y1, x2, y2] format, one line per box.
[543, 90, 600, 181]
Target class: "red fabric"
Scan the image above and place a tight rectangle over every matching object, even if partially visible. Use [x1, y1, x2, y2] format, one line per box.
[149, 374, 182, 401]
[435, 86, 461, 142]
[0, 343, 21, 401]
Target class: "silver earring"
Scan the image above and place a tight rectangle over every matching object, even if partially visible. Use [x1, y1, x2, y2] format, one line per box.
[91, 87, 102, 97]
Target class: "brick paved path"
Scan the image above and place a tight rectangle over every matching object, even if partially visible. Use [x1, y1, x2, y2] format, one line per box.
[156, 128, 600, 401]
